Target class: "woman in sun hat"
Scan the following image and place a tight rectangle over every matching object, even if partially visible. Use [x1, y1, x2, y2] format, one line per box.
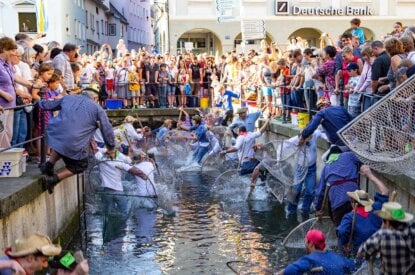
[358, 200, 415, 274]
[337, 165, 390, 255]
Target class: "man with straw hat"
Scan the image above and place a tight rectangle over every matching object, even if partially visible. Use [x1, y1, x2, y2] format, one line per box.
[358, 200, 414, 274]
[277, 229, 355, 275]
[228, 105, 267, 135]
[0, 233, 61, 275]
[337, 165, 390, 255]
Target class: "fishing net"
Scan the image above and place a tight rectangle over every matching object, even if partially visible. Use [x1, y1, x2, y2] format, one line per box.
[226, 261, 273, 275]
[210, 126, 233, 148]
[282, 217, 337, 259]
[211, 169, 251, 202]
[263, 175, 285, 203]
[201, 153, 238, 178]
[254, 140, 281, 160]
[259, 142, 308, 187]
[339, 75, 415, 178]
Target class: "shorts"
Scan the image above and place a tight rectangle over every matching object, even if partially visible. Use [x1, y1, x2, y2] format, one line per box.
[116, 83, 129, 99]
[106, 79, 114, 90]
[130, 90, 140, 97]
[261, 86, 273, 97]
[58, 152, 88, 174]
[240, 159, 260, 175]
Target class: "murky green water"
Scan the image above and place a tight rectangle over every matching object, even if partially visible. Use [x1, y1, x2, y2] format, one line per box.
[71, 171, 311, 274]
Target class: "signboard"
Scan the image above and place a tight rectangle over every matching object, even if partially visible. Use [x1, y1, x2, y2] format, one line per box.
[274, 1, 374, 16]
[184, 42, 193, 52]
[216, 0, 237, 23]
[242, 20, 265, 40]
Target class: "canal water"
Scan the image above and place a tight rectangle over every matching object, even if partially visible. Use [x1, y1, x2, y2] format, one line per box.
[70, 164, 311, 274]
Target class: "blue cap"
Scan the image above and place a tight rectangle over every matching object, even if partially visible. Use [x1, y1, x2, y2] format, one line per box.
[346, 62, 359, 71]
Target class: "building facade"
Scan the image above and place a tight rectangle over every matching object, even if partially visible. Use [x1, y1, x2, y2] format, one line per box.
[151, 0, 169, 54]
[168, 0, 415, 54]
[0, 0, 86, 48]
[0, 0, 151, 54]
[111, 0, 152, 51]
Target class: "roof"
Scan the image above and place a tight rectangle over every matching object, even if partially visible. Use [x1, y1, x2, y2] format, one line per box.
[109, 3, 129, 25]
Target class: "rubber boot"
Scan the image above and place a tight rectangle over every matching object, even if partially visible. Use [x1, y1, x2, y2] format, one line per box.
[41, 174, 59, 194]
[39, 161, 55, 176]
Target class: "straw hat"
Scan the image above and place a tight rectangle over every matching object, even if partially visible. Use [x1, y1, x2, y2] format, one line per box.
[124, 115, 136, 123]
[375, 202, 414, 223]
[236, 107, 248, 114]
[316, 97, 330, 109]
[347, 189, 374, 212]
[6, 233, 62, 257]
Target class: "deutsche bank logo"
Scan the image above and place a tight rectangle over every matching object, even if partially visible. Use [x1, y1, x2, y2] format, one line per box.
[275, 1, 289, 15]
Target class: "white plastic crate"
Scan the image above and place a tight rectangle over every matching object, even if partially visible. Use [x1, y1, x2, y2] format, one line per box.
[0, 148, 24, 177]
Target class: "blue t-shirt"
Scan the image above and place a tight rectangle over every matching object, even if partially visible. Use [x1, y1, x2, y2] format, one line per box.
[0, 256, 13, 275]
[190, 124, 208, 143]
[284, 250, 355, 275]
[351, 28, 365, 45]
[337, 193, 389, 253]
[219, 90, 239, 111]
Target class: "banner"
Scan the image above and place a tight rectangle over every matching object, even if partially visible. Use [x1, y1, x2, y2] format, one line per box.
[36, 0, 48, 33]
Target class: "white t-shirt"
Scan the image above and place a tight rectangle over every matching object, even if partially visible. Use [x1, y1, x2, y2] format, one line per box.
[95, 149, 132, 191]
[235, 131, 261, 162]
[106, 68, 115, 80]
[79, 64, 96, 84]
[133, 161, 156, 197]
[114, 123, 143, 146]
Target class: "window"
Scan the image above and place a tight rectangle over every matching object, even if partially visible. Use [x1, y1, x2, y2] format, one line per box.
[85, 11, 88, 28]
[74, 19, 78, 38]
[109, 23, 116, 36]
[90, 14, 94, 31]
[101, 20, 104, 34]
[18, 13, 37, 32]
[96, 21, 99, 37]
[65, 14, 70, 34]
[105, 21, 108, 35]
[96, 7, 99, 14]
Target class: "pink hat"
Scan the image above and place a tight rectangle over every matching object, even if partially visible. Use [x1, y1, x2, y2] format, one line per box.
[306, 229, 326, 250]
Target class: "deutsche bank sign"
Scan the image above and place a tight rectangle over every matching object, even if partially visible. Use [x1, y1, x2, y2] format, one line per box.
[274, 1, 374, 16]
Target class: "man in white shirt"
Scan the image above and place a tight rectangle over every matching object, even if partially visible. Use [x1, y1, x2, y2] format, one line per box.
[132, 153, 157, 197]
[221, 118, 270, 175]
[94, 145, 148, 213]
[53, 43, 77, 91]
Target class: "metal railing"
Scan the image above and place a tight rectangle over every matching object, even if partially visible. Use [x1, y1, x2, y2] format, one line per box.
[0, 96, 46, 166]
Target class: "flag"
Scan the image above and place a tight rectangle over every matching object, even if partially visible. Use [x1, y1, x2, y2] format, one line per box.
[36, 0, 48, 33]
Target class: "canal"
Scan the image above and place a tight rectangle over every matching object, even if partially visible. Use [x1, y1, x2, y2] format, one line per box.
[68, 162, 311, 275]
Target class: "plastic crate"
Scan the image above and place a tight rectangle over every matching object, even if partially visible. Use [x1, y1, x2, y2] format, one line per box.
[105, 99, 123, 109]
[0, 148, 24, 177]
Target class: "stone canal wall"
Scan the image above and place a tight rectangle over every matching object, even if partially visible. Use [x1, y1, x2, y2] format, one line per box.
[0, 166, 81, 255]
[261, 120, 415, 214]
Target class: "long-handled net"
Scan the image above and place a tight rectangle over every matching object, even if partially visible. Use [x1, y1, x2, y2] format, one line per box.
[211, 169, 252, 202]
[339, 74, 415, 178]
[282, 217, 337, 259]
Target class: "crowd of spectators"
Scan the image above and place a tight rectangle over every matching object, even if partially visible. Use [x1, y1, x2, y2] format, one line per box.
[1, 19, 415, 153]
